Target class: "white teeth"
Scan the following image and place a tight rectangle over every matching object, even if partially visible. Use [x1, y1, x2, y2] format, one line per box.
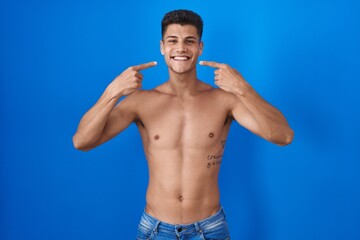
[173, 56, 189, 61]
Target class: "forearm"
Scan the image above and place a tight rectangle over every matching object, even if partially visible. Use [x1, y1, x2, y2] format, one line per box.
[236, 86, 294, 145]
[73, 83, 121, 149]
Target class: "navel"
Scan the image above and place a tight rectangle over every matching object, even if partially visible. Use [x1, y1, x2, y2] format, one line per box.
[208, 132, 214, 138]
[154, 135, 160, 140]
[179, 195, 184, 201]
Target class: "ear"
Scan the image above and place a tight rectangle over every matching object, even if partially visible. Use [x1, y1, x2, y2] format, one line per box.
[199, 41, 204, 56]
[160, 40, 164, 55]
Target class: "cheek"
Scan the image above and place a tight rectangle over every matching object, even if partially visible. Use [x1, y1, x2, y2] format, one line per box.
[193, 50, 201, 57]
[192, 46, 202, 56]
[161, 44, 171, 55]
[163, 49, 172, 62]
[163, 47, 172, 55]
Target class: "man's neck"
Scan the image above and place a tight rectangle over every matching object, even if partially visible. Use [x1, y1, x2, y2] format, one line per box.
[167, 68, 199, 98]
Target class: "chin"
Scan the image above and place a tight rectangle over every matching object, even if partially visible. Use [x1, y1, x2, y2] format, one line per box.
[169, 66, 194, 74]
[166, 61, 197, 74]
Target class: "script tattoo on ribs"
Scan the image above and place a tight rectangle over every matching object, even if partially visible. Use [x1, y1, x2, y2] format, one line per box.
[206, 155, 223, 169]
[206, 140, 226, 169]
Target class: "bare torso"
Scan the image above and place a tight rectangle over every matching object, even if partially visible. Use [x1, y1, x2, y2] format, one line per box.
[133, 81, 233, 224]
[73, 24, 293, 227]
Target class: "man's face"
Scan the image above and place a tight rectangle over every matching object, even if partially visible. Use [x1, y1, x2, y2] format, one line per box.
[160, 24, 203, 74]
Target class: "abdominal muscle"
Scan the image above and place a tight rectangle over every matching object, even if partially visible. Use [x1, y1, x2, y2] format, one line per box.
[144, 148, 222, 224]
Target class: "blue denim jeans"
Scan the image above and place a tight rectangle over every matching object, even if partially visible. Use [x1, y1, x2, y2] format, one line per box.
[136, 205, 231, 240]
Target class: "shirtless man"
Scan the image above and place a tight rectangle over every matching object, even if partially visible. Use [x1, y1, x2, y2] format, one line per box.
[73, 10, 293, 240]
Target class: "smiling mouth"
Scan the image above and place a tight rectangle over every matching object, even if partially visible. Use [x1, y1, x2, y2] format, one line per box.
[171, 56, 191, 61]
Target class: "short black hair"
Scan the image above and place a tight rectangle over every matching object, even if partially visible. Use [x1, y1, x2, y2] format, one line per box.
[161, 9, 203, 39]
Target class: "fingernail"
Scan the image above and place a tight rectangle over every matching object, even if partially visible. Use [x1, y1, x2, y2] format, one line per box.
[154, 61, 157, 65]
[199, 61, 203, 65]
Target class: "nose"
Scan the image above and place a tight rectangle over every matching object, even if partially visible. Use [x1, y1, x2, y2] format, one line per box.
[176, 42, 188, 53]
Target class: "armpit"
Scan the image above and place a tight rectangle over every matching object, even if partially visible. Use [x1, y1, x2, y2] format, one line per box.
[135, 118, 145, 128]
[223, 115, 234, 126]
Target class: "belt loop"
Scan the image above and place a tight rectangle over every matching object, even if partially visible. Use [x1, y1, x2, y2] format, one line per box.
[153, 221, 160, 234]
[194, 222, 202, 233]
[220, 205, 227, 220]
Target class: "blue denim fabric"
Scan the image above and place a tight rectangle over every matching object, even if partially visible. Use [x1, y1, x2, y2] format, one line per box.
[136, 205, 231, 240]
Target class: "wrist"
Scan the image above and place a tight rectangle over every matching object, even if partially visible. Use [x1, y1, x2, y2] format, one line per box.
[105, 83, 123, 100]
[234, 81, 252, 98]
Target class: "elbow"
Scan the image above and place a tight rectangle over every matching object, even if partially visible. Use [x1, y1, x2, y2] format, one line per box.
[266, 128, 294, 146]
[276, 128, 294, 146]
[72, 134, 92, 152]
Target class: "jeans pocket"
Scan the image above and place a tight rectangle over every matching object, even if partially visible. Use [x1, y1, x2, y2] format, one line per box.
[202, 218, 230, 240]
[136, 223, 155, 240]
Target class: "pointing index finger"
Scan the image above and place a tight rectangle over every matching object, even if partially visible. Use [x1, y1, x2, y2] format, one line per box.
[199, 61, 225, 69]
[133, 61, 157, 71]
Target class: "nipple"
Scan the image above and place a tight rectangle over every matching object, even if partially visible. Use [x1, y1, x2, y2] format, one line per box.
[208, 132, 214, 138]
[154, 135, 160, 140]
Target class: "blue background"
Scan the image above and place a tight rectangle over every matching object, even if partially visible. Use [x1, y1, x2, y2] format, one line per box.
[1, 0, 359, 239]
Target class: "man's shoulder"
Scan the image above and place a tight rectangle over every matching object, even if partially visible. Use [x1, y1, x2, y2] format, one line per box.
[124, 87, 167, 104]
[193, 80, 234, 97]
[201, 84, 237, 100]
[132, 82, 172, 98]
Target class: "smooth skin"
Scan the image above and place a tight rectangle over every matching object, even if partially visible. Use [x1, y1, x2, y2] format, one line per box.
[73, 24, 294, 224]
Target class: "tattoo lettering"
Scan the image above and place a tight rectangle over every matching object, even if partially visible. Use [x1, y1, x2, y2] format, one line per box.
[206, 158, 223, 168]
[206, 154, 223, 169]
[206, 140, 226, 168]
[207, 154, 223, 160]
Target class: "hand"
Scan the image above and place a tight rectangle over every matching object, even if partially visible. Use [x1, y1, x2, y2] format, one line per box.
[199, 61, 249, 95]
[110, 61, 157, 96]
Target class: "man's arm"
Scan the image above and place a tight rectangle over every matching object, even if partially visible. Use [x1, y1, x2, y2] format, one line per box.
[200, 61, 294, 146]
[72, 61, 157, 151]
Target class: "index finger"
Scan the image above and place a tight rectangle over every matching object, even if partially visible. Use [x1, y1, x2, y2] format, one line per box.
[133, 61, 157, 71]
[199, 61, 225, 69]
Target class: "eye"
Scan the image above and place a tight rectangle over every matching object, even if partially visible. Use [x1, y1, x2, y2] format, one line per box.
[186, 40, 195, 44]
[168, 40, 177, 43]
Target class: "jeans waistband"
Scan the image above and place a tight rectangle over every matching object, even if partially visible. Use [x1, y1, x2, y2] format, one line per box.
[140, 205, 226, 234]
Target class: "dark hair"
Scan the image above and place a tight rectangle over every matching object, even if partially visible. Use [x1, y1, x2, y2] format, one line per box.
[161, 9, 203, 39]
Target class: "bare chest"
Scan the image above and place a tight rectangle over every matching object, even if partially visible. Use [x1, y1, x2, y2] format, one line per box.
[136, 96, 231, 149]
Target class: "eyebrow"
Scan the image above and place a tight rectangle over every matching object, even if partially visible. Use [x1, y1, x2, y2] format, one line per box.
[165, 36, 198, 40]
